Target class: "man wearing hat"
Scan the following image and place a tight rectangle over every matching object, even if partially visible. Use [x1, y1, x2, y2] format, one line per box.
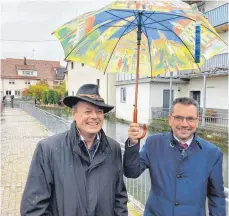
[21, 84, 128, 216]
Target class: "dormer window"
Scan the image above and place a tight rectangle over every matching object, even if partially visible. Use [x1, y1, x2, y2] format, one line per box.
[22, 70, 34, 76]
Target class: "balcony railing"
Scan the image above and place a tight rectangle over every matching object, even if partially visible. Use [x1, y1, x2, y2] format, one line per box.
[201, 52, 228, 72]
[204, 3, 228, 27]
[151, 107, 228, 131]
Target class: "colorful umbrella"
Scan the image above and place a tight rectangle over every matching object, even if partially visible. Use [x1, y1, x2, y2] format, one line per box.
[53, 0, 227, 138]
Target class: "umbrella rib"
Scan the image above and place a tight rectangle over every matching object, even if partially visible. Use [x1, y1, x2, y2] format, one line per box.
[144, 11, 196, 22]
[142, 11, 227, 46]
[104, 16, 138, 74]
[141, 14, 154, 78]
[144, 16, 184, 27]
[102, 24, 136, 28]
[142, 14, 201, 72]
[106, 10, 137, 26]
[144, 26, 172, 32]
[64, 15, 135, 60]
[108, 9, 226, 46]
[143, 11, 227, 45]
[132, 10, 139, 24]
[107, 9, 194, 22]
[108, 9, 228, 45]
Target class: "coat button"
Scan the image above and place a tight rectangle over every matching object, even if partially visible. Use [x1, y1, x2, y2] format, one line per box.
[175, 202, 180, 206]
[177, 174, 182, 178]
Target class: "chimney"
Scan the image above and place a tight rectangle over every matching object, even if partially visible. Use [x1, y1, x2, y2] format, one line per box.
[24, 57, 27, 65]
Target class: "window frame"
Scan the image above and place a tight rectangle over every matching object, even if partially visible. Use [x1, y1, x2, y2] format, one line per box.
[120, 87, 126, 103]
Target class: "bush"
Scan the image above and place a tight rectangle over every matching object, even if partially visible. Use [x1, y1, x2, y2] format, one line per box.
[53, 91, 61, 104]
[21, 82, 48, 101]
[149, 118, 170, 132]
[44, 90, 61, 105]
[47, 90, 55, 104]
[42, 91, 48, 105]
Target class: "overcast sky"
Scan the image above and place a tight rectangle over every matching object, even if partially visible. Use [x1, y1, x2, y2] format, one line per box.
[0, 0, 114, 66]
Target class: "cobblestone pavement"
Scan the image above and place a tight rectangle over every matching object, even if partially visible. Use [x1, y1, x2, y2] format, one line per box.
[1, 106, 142, 216]
[1, 107, 49, 216]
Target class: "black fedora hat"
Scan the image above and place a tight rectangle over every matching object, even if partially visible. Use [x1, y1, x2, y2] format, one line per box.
[63, 84, 114, 114]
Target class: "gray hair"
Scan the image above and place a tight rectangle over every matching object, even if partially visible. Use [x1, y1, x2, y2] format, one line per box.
[170, 97, 199, 115]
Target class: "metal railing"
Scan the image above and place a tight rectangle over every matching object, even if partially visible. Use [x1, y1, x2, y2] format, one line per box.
[200, 53, 228, 73]
[204, 3, 228, 27]
[151, 107, 228, 131]
[15, 102, 71, 135]
[16, 102, 228, 211]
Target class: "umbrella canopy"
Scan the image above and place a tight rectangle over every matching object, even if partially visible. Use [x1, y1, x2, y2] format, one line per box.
[53, 0, 227, 76]
[53, 0, 227, 138]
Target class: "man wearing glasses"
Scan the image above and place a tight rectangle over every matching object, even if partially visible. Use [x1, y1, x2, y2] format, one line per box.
[123, 97, 226, 216]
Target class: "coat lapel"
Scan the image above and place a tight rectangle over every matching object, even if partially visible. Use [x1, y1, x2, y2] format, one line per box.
[89, 131, 111, 172]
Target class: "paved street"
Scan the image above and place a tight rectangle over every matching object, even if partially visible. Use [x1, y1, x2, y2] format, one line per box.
[1, 106, 50, 216]
[1, 105, 142, 216]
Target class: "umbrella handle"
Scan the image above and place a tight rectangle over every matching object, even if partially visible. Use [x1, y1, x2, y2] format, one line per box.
[133, 107, 147, 139]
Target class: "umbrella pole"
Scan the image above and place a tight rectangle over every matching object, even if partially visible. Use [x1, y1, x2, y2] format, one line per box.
[133, 36, 141, 123]
[133, 12, 142, 123]
[134, 12, 146, 139]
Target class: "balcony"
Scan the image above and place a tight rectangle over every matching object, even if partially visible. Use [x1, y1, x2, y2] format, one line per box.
[204, 3, 228, 31]
[201, 52, 228, 73]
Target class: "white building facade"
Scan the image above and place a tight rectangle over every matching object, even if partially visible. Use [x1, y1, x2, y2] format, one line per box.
[67, 62, 116, 107]
[1, 78, 39, 99]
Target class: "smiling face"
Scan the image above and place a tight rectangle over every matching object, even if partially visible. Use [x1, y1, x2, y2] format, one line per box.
[168, 103, 199, 142]
[72, 101, 104, 138]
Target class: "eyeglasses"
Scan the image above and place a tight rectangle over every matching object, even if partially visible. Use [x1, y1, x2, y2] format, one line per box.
[172, 115, 198, 123]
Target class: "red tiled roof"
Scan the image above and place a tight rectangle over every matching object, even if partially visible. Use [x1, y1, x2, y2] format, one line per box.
[16, 64, 36, 70]
[1, 58, 60, 81]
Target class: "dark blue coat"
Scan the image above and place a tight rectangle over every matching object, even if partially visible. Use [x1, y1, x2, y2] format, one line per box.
[123, 132, 226, 216]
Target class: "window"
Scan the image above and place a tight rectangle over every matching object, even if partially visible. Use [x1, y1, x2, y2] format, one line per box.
[22, 70, 34, 76]
[120, 87, 126, 103]
[15, 90, 20, 96]
[25, 81, 31, 85]
[71, 62, 74, 69]
[6, 90, 11, 95]
[9, 79, 15, 84]
[96, 79, 100, 89]
[199, 6, 205, 13]
[190, 91, 201, 107]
